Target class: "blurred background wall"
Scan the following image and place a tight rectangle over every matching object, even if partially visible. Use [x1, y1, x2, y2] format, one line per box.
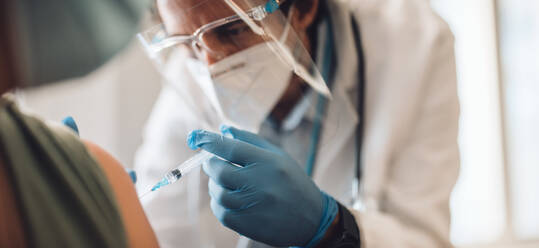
[13, 0, 539, 247]
[14, 41, 162, 168]
[431, 0, 539, 247]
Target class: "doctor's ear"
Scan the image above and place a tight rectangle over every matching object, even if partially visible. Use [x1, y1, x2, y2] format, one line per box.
[289, 0, 319, 30]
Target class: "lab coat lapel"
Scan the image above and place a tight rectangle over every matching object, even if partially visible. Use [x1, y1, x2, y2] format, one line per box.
[313, 1, 359, 181]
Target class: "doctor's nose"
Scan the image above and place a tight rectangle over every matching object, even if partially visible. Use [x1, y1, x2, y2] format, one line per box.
[199, 44, 244, 65]
[195, 47, 223, 65]
[204, 52, 220, 65]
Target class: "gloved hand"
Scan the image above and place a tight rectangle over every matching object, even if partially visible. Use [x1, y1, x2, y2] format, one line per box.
[62, 116, 79, 136]
[187, 125, 338, 247]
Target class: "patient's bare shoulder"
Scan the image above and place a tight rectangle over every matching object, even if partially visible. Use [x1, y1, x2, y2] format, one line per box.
[83, 141, 159, 248]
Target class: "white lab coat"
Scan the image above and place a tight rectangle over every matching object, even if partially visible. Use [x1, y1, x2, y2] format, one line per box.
[134, 0, 460, 247]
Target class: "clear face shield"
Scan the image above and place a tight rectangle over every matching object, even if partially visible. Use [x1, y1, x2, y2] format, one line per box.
[137, 0, 356, 210]
[138, 0, 335, 132]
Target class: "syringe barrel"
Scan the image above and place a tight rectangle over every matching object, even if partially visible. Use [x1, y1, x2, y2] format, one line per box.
[164, 169, 182, 184]
[160, 151, 212, 186]
[177, 151, 213, 175]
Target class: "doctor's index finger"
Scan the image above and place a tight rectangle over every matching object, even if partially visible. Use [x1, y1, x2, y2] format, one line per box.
[187, 129, 272, 166]
[203, 157, 246, 189]
[220, 125, 280, 153]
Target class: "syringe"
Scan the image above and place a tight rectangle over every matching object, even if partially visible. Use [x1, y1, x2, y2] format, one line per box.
[139, 151, 212, 198]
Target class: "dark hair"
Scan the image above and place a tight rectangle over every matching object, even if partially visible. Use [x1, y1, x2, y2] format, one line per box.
[0, 0, 19, 94]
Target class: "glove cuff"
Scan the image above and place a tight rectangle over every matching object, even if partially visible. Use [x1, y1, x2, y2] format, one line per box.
[301, 191, 338, 248]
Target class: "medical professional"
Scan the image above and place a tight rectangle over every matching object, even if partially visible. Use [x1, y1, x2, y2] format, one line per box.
[135, 0, 460, 247]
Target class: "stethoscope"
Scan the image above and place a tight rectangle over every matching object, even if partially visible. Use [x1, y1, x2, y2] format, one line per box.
[305, 15, 366, 210]
[240, 13, 367, 248]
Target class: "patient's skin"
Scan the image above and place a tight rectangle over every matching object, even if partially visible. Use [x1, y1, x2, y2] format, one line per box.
[84, 141, 159, 248]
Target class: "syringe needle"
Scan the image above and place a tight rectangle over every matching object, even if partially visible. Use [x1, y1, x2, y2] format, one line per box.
[138, 190, 152, 199]
[137, 151, 213, 200]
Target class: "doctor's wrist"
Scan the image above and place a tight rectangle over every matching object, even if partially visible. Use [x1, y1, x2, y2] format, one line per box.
[315, 208, 340, 248]
[298, 192, 339, 248]
[314, 202, 361, 248]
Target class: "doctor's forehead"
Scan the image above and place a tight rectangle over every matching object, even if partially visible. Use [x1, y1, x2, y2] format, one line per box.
[157, 0, 266, 35]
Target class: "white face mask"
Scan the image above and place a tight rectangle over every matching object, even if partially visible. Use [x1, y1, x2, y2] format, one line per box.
[186, 42, 293, 132]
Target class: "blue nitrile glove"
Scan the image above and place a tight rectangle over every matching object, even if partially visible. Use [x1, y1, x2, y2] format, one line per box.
[61, 116, 137, 184]
[187, 126, 338, 247]
[62, 116, 79, 136]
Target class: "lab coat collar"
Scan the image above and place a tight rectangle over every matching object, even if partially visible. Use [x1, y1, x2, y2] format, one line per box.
[330, 1, 361, 92]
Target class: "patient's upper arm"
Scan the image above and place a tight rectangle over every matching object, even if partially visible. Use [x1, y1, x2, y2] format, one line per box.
[83, 141, 159, 248]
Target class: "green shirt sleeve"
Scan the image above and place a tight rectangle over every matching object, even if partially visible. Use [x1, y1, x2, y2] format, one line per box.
[0, 97, 128, 248]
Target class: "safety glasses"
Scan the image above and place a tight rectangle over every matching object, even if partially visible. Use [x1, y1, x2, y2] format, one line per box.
[138, 1, 278, 61]
[138, 0, 331, 98]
